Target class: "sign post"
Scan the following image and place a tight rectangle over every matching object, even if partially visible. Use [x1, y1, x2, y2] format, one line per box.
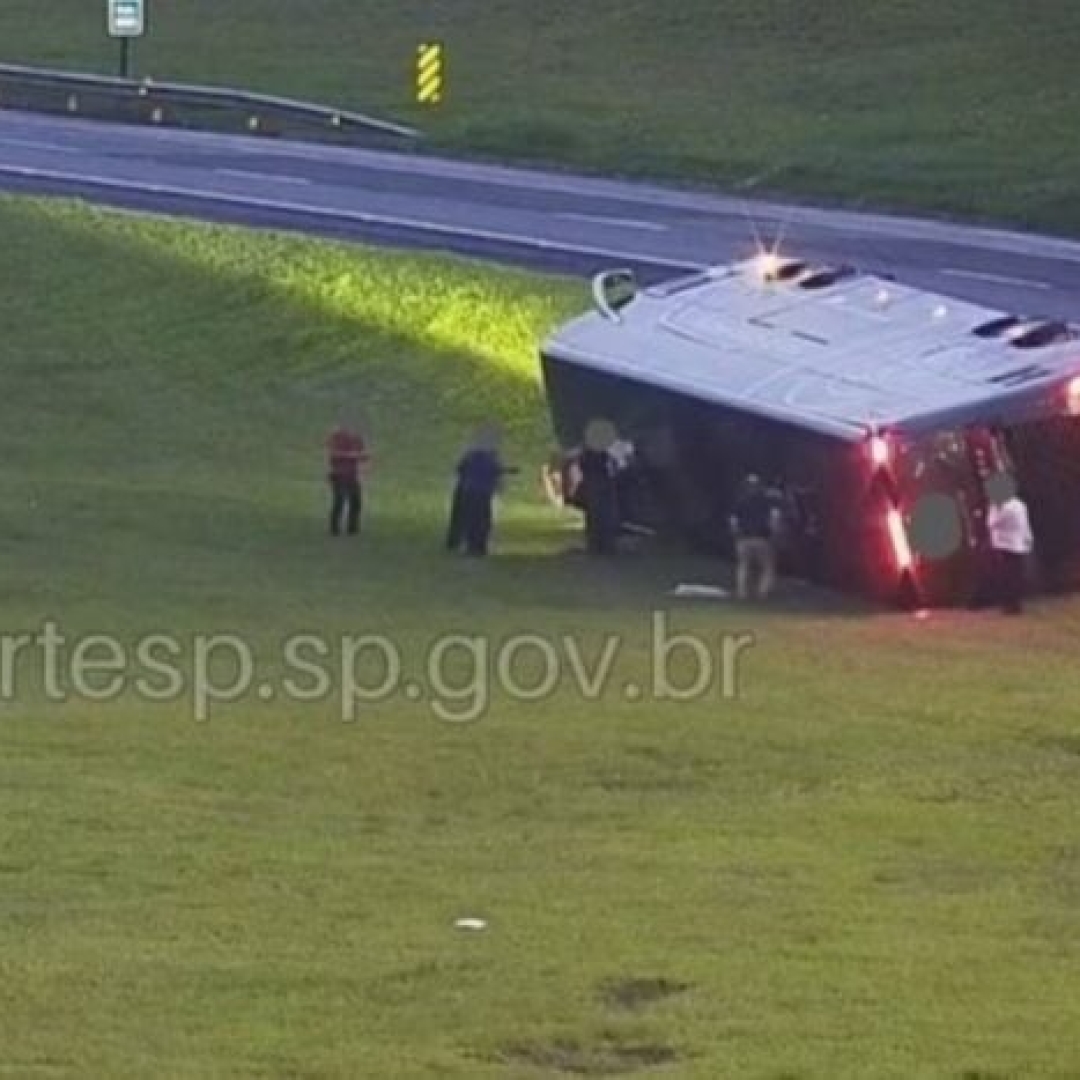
[107, 0, 145, 78]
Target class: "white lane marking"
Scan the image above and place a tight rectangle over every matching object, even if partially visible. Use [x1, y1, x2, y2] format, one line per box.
[214, 167, 311, 185]
[0, 136, 82, 154]
[940, 267, 1052, 290]
[6, 114, 1080, 268]
[556, 212, 667, 232]
[0, 163, 704, 271]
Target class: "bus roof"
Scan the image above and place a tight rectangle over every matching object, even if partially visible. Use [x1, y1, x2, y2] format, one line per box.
[541, 255, 1080, 442]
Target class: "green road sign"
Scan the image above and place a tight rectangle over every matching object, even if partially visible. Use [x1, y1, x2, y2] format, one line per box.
[108, 0, 144, 38]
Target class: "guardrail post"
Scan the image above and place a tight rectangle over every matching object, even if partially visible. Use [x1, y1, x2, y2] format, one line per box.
[66, 93, 78, 113]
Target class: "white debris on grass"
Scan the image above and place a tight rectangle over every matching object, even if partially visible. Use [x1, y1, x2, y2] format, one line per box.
[669, 583, 730, 599]
[454, 917, 488, 931]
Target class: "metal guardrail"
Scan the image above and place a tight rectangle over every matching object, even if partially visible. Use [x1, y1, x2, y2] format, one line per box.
[0, 62, 421, 144]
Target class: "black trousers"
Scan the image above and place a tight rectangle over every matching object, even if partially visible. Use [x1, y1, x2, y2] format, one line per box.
[329, 476, 361, 535]
[583, 482, 618, 555]
[446, 484, 493, 555]
[996, 550, 1026, 613]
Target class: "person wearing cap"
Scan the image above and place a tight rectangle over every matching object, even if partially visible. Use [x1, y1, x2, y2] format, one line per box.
[985, 474, 1034, 614]
[325, 418, 370, 536]
[729, 473, 783, 599]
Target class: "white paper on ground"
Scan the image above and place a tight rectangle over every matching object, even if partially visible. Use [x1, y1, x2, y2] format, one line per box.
[669, 583, 730, 599]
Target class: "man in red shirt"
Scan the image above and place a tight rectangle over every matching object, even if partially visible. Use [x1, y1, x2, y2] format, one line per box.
[326, 421, 369, 536]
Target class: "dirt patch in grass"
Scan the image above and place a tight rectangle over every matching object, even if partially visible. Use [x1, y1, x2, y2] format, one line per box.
[496, 1035, 679, 1075]
[1033, 733, 1080, 759]
[597, 976, 690, 1012]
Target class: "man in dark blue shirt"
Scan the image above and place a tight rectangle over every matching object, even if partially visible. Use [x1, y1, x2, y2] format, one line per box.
[446, 426, 514, 556]
[729, 473, 783, 599]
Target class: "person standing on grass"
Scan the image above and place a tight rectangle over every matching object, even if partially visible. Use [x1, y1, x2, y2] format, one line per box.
[608, 434, 637, 529]
[985, 471, 1034, 614]
[326, 417, 369, 537]
[578, 419, 621, 556]
[729, 473, 783, 600]
[446, 424, 515, 557]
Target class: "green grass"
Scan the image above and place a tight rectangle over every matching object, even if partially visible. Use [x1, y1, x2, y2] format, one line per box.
[2, 2, 1080, 233]
[3, 196, 1080, 1078]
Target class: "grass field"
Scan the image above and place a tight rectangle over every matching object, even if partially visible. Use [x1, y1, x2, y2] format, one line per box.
[3, 196, 1080, 1078]
[2, 2, 1080, 233]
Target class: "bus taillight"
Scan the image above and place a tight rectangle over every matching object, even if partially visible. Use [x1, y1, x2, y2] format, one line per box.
[886, 508, 913, 571]
[869, 434, 889, 469]
[1067, 376, 1080, 416]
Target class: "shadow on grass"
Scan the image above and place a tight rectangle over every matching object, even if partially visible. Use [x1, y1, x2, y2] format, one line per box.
[0, 198, 878, 624]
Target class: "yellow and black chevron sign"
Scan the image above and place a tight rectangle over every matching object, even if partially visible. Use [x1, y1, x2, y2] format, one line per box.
[416, 43, 443, 105]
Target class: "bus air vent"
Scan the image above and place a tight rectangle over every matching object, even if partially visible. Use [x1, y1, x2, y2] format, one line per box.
[1009, 321, 1075, 349]
[986, 365, 1050, 386]
[797, 265, 858, 289]
[972, 315, 1023, 338]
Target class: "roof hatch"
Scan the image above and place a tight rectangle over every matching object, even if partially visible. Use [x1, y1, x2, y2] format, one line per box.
[1008, 321, 1076, 349]
[796, 264, 858, 290]
[972, 315, 1023, 338]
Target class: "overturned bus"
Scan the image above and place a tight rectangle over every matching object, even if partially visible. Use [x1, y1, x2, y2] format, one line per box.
[540, 254, 1080, 608]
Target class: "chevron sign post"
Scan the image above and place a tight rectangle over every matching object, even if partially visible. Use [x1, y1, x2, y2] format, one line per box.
[416, 43, 443, 105]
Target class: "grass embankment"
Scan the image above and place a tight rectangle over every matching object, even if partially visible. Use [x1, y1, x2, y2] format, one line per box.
[2, 1, 1079, 232]
[1, 198, 1080, 1077]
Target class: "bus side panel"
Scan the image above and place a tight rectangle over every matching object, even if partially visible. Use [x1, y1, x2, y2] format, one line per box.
[541, 354, 897, 600]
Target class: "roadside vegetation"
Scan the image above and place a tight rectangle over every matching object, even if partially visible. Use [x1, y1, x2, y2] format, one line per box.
[2, 2, 1079, 232]
[1, 197, 1080, 1076]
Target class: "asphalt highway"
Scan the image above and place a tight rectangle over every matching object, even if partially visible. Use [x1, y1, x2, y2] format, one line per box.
[1, 108, 1079, 311]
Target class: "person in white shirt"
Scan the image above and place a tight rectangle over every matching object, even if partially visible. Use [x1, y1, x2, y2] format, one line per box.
[985, 472, 1034, 614]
